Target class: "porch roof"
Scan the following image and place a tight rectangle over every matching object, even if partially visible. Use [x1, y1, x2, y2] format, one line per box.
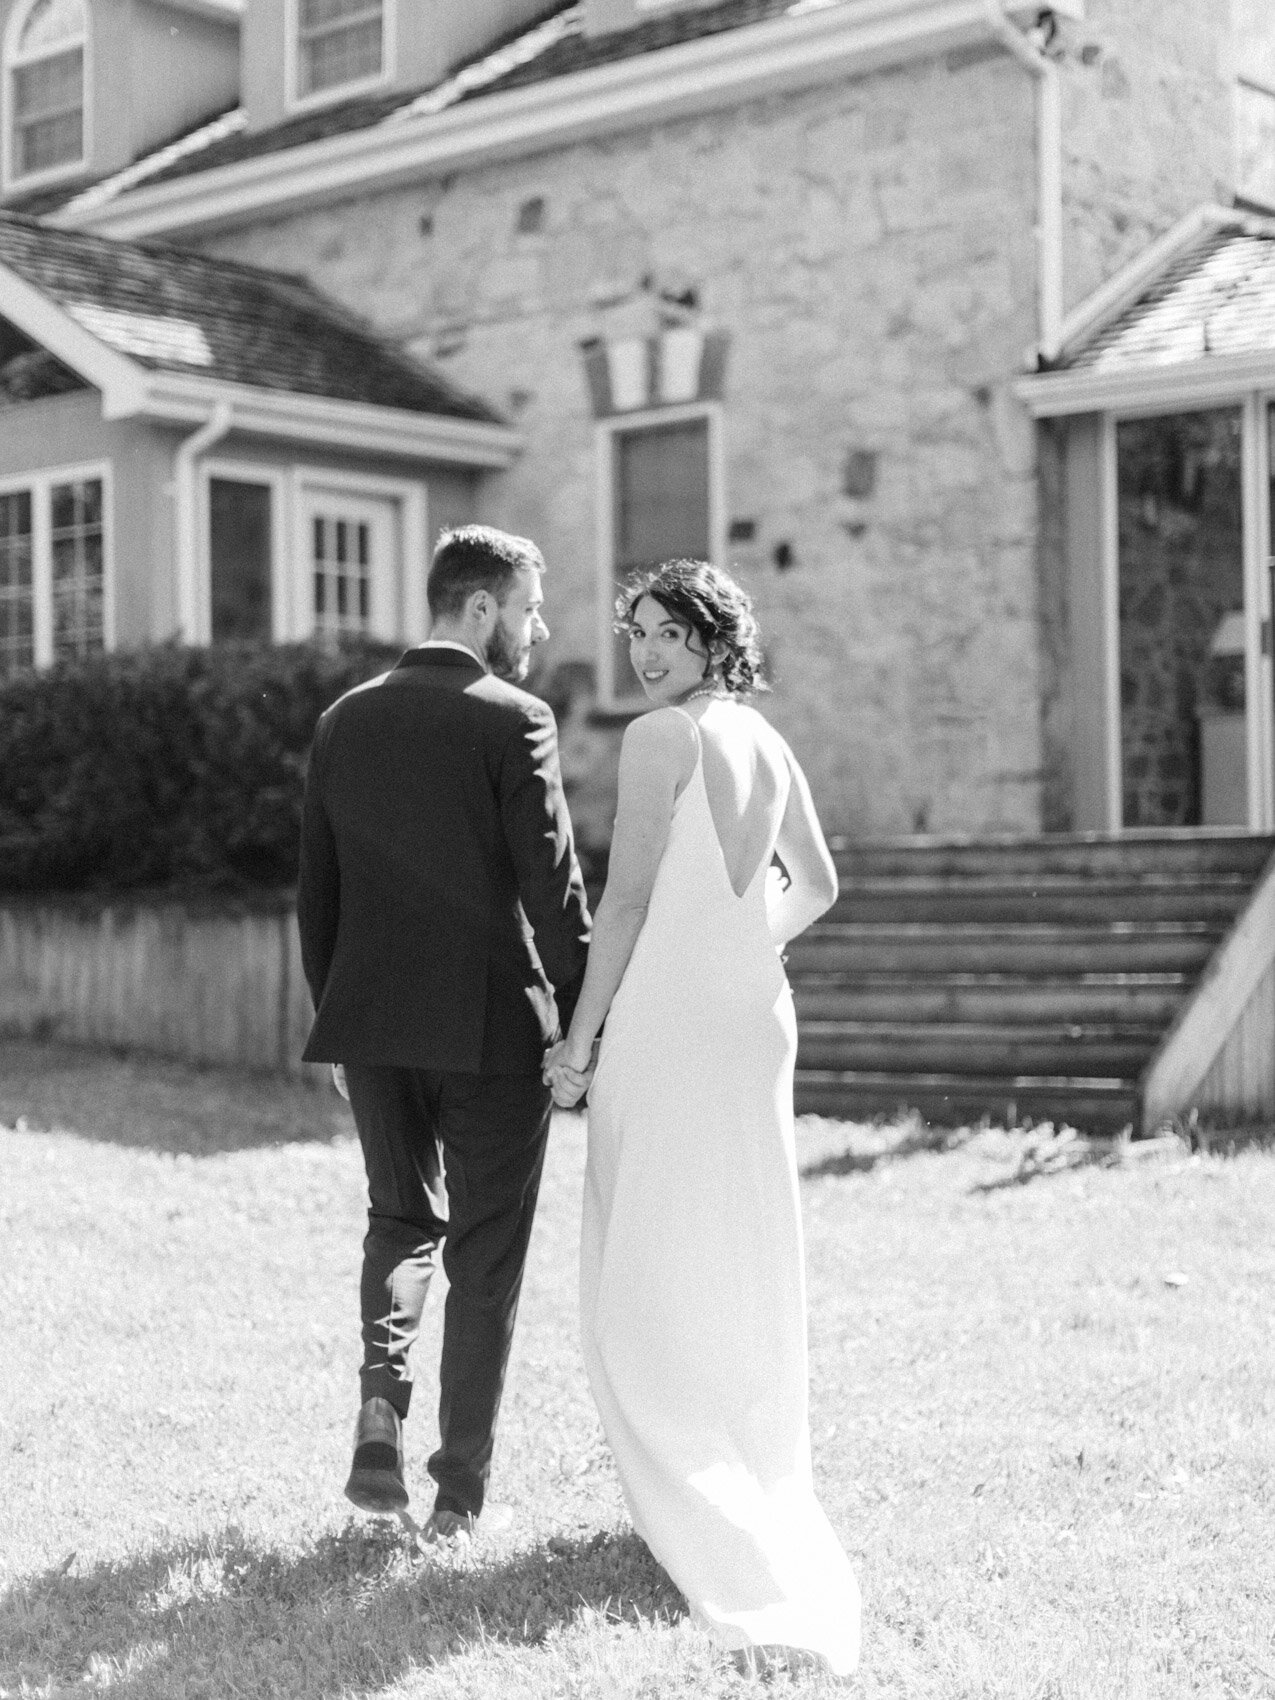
[1018, 206, 1275, 417]
[0, 213, 497, 423]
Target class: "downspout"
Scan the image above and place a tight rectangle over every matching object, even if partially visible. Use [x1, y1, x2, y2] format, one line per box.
[174, 402, 233, 642]
[983, 1, 1064, 363]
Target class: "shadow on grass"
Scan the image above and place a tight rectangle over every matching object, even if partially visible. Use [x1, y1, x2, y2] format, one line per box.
[0, 1522, 683, 1698]
[0, 1038, 351, 1156]
[799, 1119, 975, 1179]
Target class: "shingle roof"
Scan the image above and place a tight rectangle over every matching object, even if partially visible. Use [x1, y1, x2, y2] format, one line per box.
[0, 213, 499, 421]
[1061, 227, 1275, 374]
[42, 0, 815, 212]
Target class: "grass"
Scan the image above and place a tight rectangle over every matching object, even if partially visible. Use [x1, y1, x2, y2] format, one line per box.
[1, 1037, 1274, 1698]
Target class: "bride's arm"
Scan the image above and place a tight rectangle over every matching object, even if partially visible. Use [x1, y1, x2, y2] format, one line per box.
[769, 743, 839, 949]
[558, 710, 696, 1071]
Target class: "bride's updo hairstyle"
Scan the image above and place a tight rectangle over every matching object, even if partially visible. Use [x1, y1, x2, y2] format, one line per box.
[617, 558, 768, 696]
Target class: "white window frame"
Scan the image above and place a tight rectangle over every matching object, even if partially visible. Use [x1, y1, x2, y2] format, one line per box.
[284, 0, 394, 114]
[1096, 395, 1275, 833]
[594, 400, 725, 712]
[199, 458, 290, 645]
[1, 0, 91, 193]
[197, 459, 425, 645]
[0, 457, 113, 671]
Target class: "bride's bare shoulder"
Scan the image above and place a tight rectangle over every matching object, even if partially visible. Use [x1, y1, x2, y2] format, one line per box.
[620, 705, 699, 776]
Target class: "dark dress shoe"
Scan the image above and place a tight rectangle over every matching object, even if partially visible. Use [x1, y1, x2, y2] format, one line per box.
[344, 1396, 408, 1514]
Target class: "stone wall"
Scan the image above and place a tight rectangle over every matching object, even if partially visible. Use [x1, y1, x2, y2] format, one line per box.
[1055, 0, 1237, 313]
[205, 47, 1047, 847]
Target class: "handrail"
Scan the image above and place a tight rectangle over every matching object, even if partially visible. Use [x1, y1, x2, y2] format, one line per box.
[1140, 847, 1275, 1132]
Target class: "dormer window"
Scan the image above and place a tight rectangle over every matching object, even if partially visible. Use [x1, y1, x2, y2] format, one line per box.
[5, 0, 86, 184]
[293, 0, 388, 104]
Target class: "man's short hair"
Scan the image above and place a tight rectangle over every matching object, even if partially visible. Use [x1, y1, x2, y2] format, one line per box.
[426, 525, 545, 620]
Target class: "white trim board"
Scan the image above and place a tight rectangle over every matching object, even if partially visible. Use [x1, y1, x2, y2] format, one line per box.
[283, 0, 395, 116]
[1017, 349, 1275, 419]
[0, 456, 113, 667]
[1, 0, 93, 196]
[136, 376, 522, 466]
[54, 0, 1076, 241]
[594, 398, 724, 711]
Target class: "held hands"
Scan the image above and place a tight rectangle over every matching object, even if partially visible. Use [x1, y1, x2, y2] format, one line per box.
[543, 1038, 598, 1109]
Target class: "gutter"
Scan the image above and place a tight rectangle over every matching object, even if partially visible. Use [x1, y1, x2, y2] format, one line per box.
[140, 375, 523, 466]
[174, 402, 233, 643]
[56, 0, 1069, 242]
[982, 0, 1064, 364]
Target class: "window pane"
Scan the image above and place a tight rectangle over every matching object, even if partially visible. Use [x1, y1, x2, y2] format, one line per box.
[1117, 411, 1246, 827]
[210, 478, 272, 643]
[0, 486, 34, 676]
[49, 476, 104, 663]
[301, 0, 376, 25]
[14, 45, 80, 116]
[309, 502, 380, 643]
[13, 45, 82, 175]
[299, 0, 383, 95]
[610, 417, 711, 698]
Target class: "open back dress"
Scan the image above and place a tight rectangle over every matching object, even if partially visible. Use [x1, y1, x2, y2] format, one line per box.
[580, 701, 860, 1676]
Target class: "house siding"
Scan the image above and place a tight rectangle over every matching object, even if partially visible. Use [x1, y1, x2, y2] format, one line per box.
[0, 0, 239, 194]
[127, 0, 240, 161]
[0, 392, 167, 650]
[200, 48, 1047, 841]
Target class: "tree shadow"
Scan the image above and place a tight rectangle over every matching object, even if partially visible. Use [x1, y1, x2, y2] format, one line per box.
[0, 1038, 350, 1156]
[0, 1522, 683, 1699]
[966, 1128, 1123, 1193]
[799, 1118, 975, 1179]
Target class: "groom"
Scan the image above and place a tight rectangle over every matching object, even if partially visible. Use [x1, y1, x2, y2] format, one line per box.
[297, 524, 591, 1542]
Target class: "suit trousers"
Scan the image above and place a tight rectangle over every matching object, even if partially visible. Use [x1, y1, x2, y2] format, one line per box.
[343, 1064, 552, 1518]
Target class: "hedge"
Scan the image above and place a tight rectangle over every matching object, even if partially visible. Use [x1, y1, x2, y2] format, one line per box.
[0, 640, 400, 896]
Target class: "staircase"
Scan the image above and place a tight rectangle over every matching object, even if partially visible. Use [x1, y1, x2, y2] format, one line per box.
[790, 831, 1275, 1134]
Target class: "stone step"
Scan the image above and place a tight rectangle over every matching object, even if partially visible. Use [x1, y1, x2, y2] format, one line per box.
[793, 1068, 1139, 1135]
[788, 922, 1221, 977]
[827, 876, 1251, 925]
[825, 832, 1275, 884]
[795, 1019, 1162, 1077]
[790, 972, 1191, 1026]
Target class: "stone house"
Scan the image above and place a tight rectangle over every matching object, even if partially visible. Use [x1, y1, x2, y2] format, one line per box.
[0, 0, 1273, 859]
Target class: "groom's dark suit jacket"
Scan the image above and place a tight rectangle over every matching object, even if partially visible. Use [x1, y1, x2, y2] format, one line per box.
[297, 647, 591, 1074]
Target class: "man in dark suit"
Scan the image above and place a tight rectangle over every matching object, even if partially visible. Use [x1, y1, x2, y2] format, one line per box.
[297, 525, 591, 1543]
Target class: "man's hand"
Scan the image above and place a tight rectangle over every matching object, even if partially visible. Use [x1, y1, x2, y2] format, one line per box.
[543, 1039, 597, 1109]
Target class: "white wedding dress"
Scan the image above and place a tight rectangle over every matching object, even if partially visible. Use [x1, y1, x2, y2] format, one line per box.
[581, 702, 860, 1676]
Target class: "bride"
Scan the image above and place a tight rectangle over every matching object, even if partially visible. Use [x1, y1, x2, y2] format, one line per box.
[544, 559, 860, 1677]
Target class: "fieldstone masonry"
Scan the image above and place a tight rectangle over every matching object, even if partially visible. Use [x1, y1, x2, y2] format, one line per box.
[204, 0, 1241, 852]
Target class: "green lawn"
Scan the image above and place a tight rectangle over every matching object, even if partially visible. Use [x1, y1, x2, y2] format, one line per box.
[1, 1038, 1273, 1699]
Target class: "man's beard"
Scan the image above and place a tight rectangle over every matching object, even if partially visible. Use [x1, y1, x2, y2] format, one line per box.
[485, 621, 529, 682]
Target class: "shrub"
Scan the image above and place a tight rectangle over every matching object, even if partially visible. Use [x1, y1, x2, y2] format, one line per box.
[0, 640, 400, 897]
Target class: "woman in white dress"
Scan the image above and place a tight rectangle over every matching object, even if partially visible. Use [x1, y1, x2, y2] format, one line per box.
[544, 559, 860, 1677]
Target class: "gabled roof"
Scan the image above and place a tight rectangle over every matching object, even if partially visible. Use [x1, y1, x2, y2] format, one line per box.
[63, 1, 803, 202]
[48, 0, 1050, 241]
[1017, 206, 1275, 417]
[0, 212, 496, 420]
